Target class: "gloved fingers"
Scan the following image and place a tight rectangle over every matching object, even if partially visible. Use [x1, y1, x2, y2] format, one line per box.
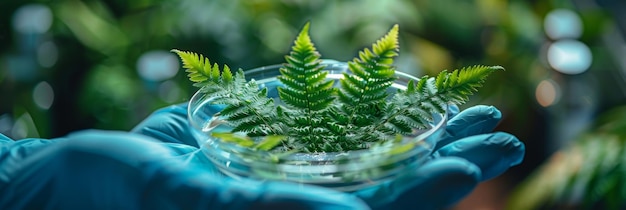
[0, 138, 63, 180]
[131, 103, 200, 147]
[434, 105, 502, 151]
[433, 132, 525, 181]
[1, 129, 368, 210]
[353, 157, 480, 210]
[0, 130, 182, 209]
[67, 130, 187, 160]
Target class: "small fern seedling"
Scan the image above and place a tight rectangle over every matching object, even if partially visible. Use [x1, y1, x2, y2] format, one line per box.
[174, 22, 502, 154]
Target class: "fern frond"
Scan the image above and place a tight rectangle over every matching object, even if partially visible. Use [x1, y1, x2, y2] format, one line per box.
[218, 72, 283, 136]
[435, 65, 504, 104]
[329, 24, 400, 144]
[171, 49, 234, 87]
[366, 65, 502, 140]
[338, 24, 399, 120]
[173, 49, 282, 137]
[278, 22, 335, 112]
[276, 22, 336, 148]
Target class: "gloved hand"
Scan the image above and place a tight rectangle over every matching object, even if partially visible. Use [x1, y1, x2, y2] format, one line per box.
[354, 105, 525, 209]
[0, 104, 524, 210]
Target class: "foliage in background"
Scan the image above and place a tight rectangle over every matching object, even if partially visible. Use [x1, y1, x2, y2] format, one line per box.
[507, 105, 626, 210]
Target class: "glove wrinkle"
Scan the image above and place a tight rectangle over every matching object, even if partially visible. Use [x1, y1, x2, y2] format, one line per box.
[132, 104, 198, 147]
[0, 138, 60, 187]
[139, 127, 186, 145]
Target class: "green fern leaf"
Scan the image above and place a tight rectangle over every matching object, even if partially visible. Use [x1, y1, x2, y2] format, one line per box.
[275, 22, 337, 152]
[173, 50, 282, 139]
[211, 132, 255, 147]
[338, 24, 399, 121]
[222, 65, 233, 83]
[435, 65, 504, 104]
[327, 25, 400, 145]
[219, 73, 282, 136]
[368, 65, 502, 141]
[171, 49, 233, 87]
[254, 135, 286, 151]
[278, 22, 335, 112]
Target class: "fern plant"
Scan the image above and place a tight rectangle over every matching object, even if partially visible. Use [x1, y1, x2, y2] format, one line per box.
[171, 50, 286, 150]
[276, 23, 338, 152]
[173, 22, 502, 154]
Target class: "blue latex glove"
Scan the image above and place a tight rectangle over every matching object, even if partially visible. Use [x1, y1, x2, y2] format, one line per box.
[355, 105, 525, 209]
[0, 104, 524, 210]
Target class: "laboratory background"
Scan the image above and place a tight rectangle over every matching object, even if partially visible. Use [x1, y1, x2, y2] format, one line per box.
[2, 0, 626, 209]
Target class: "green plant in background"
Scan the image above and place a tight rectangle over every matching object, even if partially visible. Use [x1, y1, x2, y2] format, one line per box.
[507, 105, 626, 210]
[173, 23, 501, 153]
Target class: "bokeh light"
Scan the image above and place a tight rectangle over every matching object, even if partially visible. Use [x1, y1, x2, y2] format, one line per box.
[544, 9, 582, 40]
[158, 80, 183, 103]
[33, 81, 54, 110]
[11, 4, 53, 34]
[11, 113, 38, 139]
[547, 40, 592, 74]
[137, 50, 180, 82]
[535, 79, 561, 107]
[37, 41, 59, 68]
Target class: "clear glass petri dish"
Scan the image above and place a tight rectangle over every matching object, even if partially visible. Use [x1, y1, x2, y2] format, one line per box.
[188, 60, 447, 192]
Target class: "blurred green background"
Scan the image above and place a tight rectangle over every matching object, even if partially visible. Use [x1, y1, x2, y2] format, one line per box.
[2, 0, 626, 209]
